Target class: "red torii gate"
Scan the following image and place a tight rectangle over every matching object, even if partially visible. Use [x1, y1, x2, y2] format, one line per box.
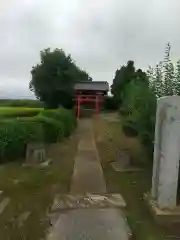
[75, 81, 109, 119]
[76, 94, 104, 119]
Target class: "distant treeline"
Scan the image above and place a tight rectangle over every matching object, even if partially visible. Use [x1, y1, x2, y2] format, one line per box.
[0, 99, 44, 108]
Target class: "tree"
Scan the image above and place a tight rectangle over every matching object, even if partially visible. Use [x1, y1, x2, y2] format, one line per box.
[134, 69, 149, 85]
[163, 43, 174, 96]
[30, 48, 91, 108]
[147, 66, 156, 93]
[147, 43, 178, 97]
[121, 77, 156, 156]
[111, 61, 135, 105]
[111, 61, 149, 106]
[174, 60, 180, 95]
[154, 62, 164, 97]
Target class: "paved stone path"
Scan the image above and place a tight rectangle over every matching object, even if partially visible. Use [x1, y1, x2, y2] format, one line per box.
[70, 120, 106, 194]
[47, 119, 131, 240]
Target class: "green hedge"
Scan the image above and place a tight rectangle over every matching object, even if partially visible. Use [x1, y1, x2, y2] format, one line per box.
[24, 115, 64, 143]
[0, 119, 43, 162]
[0, 108, 76, 163]
[40, 108, 76, 137]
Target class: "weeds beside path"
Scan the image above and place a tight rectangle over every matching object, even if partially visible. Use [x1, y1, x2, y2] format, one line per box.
[0, 132, 78, 240]
[93, 115, 167, 240]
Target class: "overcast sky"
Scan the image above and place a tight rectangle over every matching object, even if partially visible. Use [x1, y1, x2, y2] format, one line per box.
[0, 0, 180, 98]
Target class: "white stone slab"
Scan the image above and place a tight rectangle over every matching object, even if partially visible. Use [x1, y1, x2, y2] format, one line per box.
[151, 96, 180, 209]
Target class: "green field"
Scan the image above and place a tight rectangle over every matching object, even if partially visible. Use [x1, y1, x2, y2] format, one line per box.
[0, 107, 43, 118]
[0, 107, 42, 111]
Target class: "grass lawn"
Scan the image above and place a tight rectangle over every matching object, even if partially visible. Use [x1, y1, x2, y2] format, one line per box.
[93, 114, 176, 240]
[0, 132, 78, 240]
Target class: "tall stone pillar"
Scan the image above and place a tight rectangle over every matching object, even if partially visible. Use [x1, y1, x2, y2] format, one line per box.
[151, 96, 180, 209]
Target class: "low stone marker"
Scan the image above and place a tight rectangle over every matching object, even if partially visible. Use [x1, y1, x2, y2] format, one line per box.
[111, 149, 141, 172]
[0, 197, 10, 215]
[26, 143, 46, 165]
[17, 211, 31, 228]
[146, 96, 180, 223]
[111, 149, 130, 170]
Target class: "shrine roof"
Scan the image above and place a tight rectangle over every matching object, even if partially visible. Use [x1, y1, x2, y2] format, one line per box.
[75, 81, 109, 92]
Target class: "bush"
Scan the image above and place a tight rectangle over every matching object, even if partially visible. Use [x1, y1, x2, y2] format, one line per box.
[119, 107, 129, 116]
[26, 115, 64, 143]
[0, 108, 76, 163]
[122, 116, 138, 137]
[121, 80, 156, 157]
[40, 108, 76, 137]
[0, 119, 43, 162]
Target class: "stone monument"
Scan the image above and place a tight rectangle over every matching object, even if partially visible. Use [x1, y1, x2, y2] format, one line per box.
[147, 96, 180, 222]
[25, 143, 46, 165]
[111, 149, 141, 172]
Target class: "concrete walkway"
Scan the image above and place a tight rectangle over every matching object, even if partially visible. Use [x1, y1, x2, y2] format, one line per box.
[70, 120, 106, 194]
[47, 119, 131, 240]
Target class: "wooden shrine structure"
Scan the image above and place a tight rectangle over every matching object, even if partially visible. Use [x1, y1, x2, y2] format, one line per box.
[74, 81, 109, 118]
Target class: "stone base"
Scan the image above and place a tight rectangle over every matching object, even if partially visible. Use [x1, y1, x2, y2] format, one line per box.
[111, 162, 142, 172]
[39, 159, 52, 167]
[47, 208, 132, 240]
[22, 159, 52, 168]
[144, 193, 180, 224]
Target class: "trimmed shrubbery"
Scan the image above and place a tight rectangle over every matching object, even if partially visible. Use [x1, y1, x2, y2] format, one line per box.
[0, 108, 76, 163]
[40, 108, 76, 137]
[24, 115, 64, 143]
[0, 119, 43, 162]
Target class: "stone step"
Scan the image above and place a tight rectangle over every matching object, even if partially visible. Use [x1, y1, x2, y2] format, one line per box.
[47, 208, 132, 240]
[51, 193, 126, 212]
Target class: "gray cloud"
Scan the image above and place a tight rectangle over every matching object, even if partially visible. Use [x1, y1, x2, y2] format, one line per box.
[0, 0, 179, 98]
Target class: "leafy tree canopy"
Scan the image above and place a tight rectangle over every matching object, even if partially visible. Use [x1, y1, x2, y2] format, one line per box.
[111, 60, 148, 105]
[147, 43, 180, 97]
[30, 48, 92, 108]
